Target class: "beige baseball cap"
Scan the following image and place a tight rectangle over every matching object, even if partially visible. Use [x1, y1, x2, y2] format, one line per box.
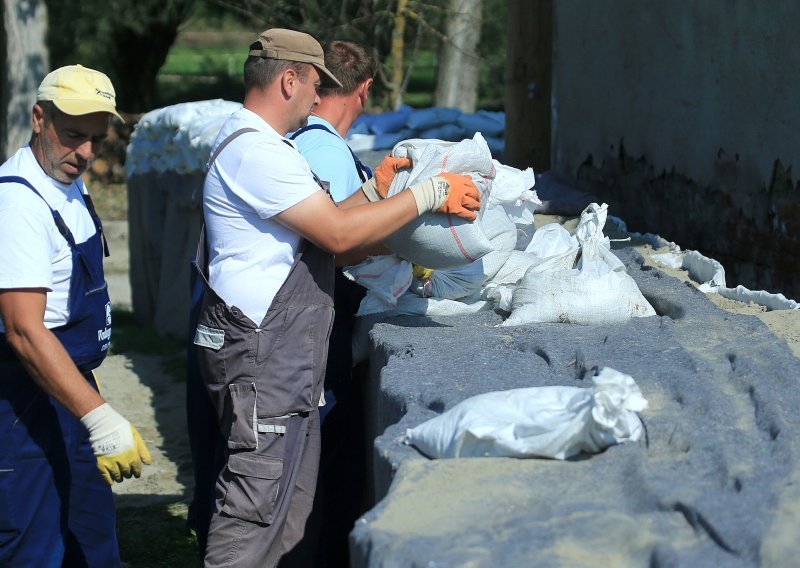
[248, 28, 342, 88]
[37, 64, 123, 122]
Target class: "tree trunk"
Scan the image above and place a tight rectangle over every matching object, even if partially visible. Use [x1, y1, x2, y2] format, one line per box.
[1, 0, 49, 161]
[434, 0, 482, 112]
[389, 0, 408, 110]
[504, 0, 552, 170]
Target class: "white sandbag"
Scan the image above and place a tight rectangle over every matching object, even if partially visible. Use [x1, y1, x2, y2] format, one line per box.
[405, 367, 648, 459]
[126, 99, 241, 176]
[382, 134, 496, 268]
[489, 251, 545, 286]
[490, 161, 540, 224]
[718, 285, 800, 310]
[482, 282, 515, 312]
[504, 203, 656, 326]
[393, 292, 489, 317]
[343, 255, 413, 316]
[409, 164, 536, 299]
[414, 206, 518, 299]
[523, 222, 578, 256]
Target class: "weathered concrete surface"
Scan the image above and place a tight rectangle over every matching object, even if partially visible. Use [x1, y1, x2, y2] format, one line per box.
[577, 149, 800, 303]
[550, 1, 800, 302]
[351, 246, 800, 567]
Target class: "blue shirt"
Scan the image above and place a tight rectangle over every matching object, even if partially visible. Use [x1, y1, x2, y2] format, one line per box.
[290, 116, 364, 203]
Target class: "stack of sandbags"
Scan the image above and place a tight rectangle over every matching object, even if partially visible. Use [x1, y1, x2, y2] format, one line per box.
[125, 99, 240, 339]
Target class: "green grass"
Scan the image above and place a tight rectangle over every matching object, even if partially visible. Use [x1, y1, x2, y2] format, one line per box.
[116, 502, 201, 568]
[153, 43, 500, 110]
[160, 46, 244, 77]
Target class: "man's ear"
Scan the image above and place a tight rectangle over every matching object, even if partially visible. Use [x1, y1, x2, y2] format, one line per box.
[358, 78, 373, 106]
[281, 68, 298, 98]
[32, 103, 45, 134]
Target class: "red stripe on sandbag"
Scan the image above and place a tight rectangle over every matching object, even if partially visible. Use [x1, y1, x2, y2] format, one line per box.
[448, 214, 476, 262]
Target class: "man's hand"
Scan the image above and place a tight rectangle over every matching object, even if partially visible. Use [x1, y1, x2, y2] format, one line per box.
[80, 403, 153, 484]
[408, 173, 481, 220]
[361, 156, 414, 202]
[375, 156, 413, 197]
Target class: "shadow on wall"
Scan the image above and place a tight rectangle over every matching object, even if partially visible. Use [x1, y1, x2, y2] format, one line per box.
[576, 142, 800, 300]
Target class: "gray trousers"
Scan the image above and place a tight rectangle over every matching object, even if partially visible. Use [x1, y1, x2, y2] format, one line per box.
[195, 237, 334, 567]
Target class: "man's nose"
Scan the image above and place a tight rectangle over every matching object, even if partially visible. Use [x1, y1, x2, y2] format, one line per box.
[75, 139, 95, 162]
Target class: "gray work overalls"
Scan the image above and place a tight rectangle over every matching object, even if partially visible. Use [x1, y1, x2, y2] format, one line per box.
[194, 129, 335, 567]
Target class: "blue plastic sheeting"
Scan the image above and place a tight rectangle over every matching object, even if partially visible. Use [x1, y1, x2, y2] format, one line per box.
[373, 129, 415, 152]
[418, 124, 464, 141]
[405, 107, 461, 130]
[457, 110, 505, 137]
[348, 106, 507, 156]
[353, 105, 413, 135]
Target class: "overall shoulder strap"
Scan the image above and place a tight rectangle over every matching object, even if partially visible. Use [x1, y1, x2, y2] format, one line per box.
[288, 123, 334, 140]
[289, 123, 372, 183]
[0, 175, 73, 245]
[205, 127, 259, 173]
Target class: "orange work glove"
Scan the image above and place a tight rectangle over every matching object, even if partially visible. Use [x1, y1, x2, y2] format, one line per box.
[360, 156, 414, 202]
[407, 173, 481, 221]
[375, 156, 413, 197]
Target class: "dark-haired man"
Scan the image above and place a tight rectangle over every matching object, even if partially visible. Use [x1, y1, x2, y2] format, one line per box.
[287, 39, 381, 566]
[194, 28, 480, 566]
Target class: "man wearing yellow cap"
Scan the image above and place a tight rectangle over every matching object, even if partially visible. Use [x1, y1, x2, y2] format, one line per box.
[193, 28, 480, 566]
[0, 65, 151, 566]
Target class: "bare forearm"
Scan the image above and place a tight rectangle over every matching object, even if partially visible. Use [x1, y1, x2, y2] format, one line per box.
[335, 243, 393, 267]
[7, 327, 105, 417]
[326, 191, 419, 253]
[337, 188, 371, 210]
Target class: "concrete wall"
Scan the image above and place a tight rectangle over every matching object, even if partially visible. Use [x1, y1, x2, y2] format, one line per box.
[551, 1, 800, 298]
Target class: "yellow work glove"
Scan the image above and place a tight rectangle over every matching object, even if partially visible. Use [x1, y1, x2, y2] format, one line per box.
[412, 264, 434, 281]
[407, 173, 481, 220]
[361, 156, 413, 202]
[80, 403, 153, 485]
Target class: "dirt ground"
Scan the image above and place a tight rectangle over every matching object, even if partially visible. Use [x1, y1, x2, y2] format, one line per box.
[101, 220, 194, 505]
[97, 218, 800, 505]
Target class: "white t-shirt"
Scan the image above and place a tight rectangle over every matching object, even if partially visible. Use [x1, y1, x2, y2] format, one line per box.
[0, 146, 97, 331]
[204, 108, 324, 325]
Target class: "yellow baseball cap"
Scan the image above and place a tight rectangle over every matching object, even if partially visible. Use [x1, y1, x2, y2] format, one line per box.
[37, 64, 123, 122]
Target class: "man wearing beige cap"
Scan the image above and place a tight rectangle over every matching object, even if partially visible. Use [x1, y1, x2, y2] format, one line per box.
[0, 64, 151, 566]
[193, 28, 480, 566]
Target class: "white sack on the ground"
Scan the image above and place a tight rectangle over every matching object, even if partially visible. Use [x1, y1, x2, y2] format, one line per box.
[503, 203, 656, 326]
[405, 367, 648, 460]
[382, 134, 496, 268]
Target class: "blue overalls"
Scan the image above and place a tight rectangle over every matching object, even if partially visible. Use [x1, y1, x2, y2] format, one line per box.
[0, 176, 118, 567]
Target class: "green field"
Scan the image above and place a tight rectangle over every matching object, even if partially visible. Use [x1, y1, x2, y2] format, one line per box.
[156, 44, 444, 110]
